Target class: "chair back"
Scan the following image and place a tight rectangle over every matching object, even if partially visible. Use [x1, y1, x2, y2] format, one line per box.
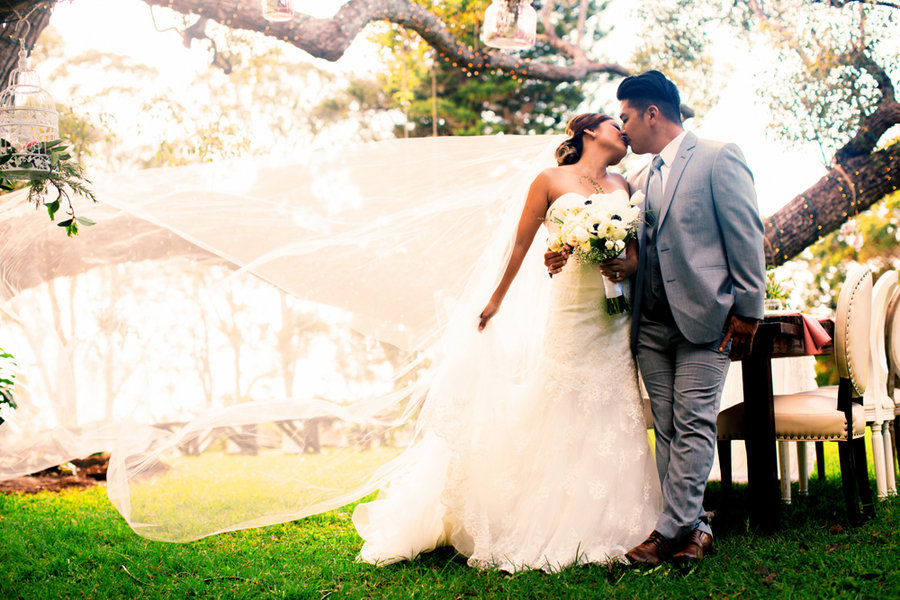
[835, 264, 873, 396]
[887, 288, 900, 395]
[864, 270, 898, 410]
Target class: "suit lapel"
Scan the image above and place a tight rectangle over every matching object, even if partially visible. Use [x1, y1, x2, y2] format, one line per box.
[657, 132, 697, 230]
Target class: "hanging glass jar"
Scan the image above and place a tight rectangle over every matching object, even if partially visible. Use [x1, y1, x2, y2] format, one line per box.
[0, 47, 59, 180]
[482, 0, 537, 50]
[261, 0, 294, 22]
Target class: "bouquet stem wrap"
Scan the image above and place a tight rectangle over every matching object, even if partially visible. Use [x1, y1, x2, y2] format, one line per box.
[602, 277, 630, 315]
[602, 250, 630, 315]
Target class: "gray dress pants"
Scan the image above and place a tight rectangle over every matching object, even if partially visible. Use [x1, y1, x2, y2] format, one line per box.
[636, 315, 730, 541]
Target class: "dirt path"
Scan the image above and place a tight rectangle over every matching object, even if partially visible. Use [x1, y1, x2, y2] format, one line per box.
[0, 454, 109, 494]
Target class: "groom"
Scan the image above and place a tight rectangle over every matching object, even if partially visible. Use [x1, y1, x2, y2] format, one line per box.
[547, 71, 766, 567]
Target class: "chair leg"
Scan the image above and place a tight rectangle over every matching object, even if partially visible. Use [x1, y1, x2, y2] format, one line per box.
[883, 423, 896, 495]
[816, 441, 827, 479]
[778, 441, 792, 505]
[853, 437, 876, 520]
[718, 440, 733, 502]
[872, 423, 888, 499]
[891, 417, 900, 478]
[797, 441, 809, 496]
[838, 441, 861, 526]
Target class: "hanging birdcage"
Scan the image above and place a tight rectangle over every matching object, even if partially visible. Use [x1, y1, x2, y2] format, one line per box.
[0, 47, 59, 180]
[262, 0, 294, 22]
[482, 0, 537, 50]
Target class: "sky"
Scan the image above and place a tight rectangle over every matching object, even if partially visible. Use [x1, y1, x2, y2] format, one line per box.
[41, 0, 827, 217]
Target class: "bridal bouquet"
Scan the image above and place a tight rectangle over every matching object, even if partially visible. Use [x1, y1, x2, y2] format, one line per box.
[548, 190, 644, 314]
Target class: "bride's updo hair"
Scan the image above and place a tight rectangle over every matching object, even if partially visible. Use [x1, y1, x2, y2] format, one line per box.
[555, 113, 614, 166]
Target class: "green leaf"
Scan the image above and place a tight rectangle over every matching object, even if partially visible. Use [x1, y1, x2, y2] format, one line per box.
[65, 220, 79, 237]
[75, 216, 95, 227]
[57, 218, 73, 228]
[46, 199, 60, 221]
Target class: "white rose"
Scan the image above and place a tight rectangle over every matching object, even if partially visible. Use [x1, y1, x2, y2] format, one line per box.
[622, 206, 641, 223]
[615, 239, 626, 252]
[572, 226, 591, 244]
[605, 239, 615, 250]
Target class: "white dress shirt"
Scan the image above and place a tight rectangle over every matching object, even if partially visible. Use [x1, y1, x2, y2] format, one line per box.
[654, 130, 688, 192]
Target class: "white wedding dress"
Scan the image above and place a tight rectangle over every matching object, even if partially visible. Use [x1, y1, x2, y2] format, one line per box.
[353, 191, 663, 572]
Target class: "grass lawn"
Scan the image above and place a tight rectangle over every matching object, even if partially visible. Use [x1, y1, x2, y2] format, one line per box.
[2, 446, 900, 599]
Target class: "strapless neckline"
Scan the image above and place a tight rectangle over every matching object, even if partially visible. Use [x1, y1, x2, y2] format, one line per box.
[545, 189, 630, 220]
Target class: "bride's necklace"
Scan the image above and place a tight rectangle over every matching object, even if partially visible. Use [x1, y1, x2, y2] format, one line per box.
[580, 173, 606, 194]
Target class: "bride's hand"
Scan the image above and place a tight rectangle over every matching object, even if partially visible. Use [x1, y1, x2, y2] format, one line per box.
[478, 300, 500, 331]
[544, 250, 567, 275]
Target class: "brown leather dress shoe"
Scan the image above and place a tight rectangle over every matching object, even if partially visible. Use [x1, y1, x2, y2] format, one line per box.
[625, 530, 675, 566]
[672, 529, 714, 567]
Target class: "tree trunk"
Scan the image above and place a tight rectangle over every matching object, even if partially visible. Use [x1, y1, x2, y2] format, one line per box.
[0, 2, 52, 82]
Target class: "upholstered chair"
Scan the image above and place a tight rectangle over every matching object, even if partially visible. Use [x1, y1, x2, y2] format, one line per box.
[717, 264, 875, 525]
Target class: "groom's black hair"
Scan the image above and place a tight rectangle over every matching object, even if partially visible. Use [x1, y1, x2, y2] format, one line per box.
[616, 70, 682, 124]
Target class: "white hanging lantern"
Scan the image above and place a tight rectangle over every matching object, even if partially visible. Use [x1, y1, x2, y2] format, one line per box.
[482, 0, 537, 50]
[0, 47, 59, 180]
[261, 0, 294, 22]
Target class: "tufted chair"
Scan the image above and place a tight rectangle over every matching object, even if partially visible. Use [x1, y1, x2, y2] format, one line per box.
[717, 264, 875, 525]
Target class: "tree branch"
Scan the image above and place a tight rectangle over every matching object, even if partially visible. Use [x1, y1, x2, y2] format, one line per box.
[834, 101, 900, 162]
[765, 143, 900, 266]
[536, 1, 589, 64]
[141, 0, 631, 81]
[812, 0, 900, 10]
[856, 50, 895, 103]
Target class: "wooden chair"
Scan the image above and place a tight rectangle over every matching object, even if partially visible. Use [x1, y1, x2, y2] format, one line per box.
[886, 288, 900, 481]
[717, 264, 875, 525]
[863, 270, 898, 497]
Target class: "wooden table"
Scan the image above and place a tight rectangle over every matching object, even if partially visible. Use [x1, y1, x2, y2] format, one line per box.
[735, 313, 834, 531]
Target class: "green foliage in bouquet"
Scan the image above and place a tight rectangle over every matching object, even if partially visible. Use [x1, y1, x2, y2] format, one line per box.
[0, 347, 16, 426]
[0, 139, 97, 237]
[605, 293, 631, 316]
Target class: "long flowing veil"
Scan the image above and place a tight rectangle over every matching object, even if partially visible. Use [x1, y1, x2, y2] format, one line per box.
[0, 134, 563, 541]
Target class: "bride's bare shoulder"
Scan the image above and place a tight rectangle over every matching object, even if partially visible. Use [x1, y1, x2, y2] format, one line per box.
[607, 172, 629, 193]
[534, 166, 572, 184]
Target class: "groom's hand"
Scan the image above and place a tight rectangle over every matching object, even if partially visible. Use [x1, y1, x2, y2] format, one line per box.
[722, 315, 759, 359]
[544, 250, 567, 275]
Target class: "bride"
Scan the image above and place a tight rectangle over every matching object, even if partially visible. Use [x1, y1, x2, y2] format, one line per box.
[352, 113, 663, 572]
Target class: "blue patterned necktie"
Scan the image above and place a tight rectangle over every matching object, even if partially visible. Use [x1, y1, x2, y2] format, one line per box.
[645, 154, 664, 235]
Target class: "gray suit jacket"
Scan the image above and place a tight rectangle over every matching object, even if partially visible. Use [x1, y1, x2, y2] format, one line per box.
[628, 131, 766, 348]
